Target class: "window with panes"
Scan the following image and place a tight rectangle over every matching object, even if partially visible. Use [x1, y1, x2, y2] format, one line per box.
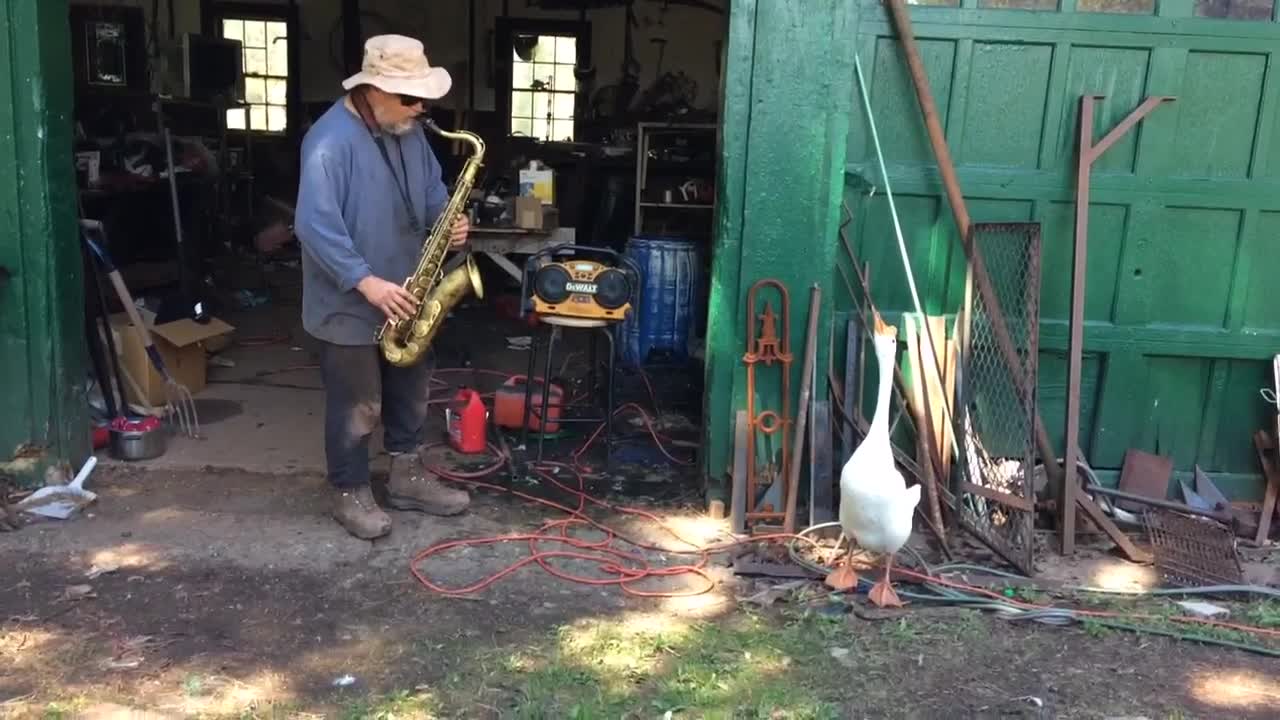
[221, 17, 288, 132]
[509, 34, 577, 142]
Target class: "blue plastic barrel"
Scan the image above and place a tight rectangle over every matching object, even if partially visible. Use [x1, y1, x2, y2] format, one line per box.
[619, 236, 702, 366]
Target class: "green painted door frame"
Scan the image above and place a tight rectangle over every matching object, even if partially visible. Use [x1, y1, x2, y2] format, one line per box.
[0, 0, 90, 485]
[703, 0, 860, 499]
[707, 0, 1280, 502]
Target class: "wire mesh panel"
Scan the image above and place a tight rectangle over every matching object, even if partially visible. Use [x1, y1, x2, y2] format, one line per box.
[954, 222, 1042, 575]
[1143, 509, 1244, 590]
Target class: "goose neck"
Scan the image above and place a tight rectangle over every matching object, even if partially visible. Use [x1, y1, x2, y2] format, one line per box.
[868, 337, 895, 438]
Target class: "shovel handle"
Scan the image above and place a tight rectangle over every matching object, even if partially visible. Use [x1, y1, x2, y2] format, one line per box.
[104, 269, 172, 376]
[81, 223, 174, 376]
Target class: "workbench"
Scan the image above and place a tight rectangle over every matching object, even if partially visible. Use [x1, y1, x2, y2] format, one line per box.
[468, 226, 576, 281]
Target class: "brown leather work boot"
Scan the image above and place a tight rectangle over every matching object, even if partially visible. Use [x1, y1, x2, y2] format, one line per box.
[385, 451, 470, 516]
[331, 485, 392, 539]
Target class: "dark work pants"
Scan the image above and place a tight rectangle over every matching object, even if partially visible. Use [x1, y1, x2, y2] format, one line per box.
[318, 342, 436, 489]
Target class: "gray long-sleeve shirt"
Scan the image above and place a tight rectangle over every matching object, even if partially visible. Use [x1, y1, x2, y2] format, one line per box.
[294, 99, 449, 345]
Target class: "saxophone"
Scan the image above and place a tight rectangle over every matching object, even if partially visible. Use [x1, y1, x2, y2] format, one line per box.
[377, 118, 486, 367]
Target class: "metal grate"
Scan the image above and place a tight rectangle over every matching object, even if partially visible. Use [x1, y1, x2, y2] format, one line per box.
[953, 222, 1042, 575]
[1143, 509, 1244, 589]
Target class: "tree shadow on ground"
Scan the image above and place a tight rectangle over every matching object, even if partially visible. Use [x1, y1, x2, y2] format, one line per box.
[2, 462, 1280, 720]
[4, 547, 1280, 719]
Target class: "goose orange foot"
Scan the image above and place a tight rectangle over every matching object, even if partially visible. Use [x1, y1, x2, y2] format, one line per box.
[824, 558, 859, 592]
[867, 557, 905, 608]
[867, 580, 904, 608]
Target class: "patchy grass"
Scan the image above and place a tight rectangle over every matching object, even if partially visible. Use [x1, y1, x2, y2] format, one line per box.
[444, 609, 850, 718]
[340, 690, 440, 720]
[1245, 600, 1280, 629]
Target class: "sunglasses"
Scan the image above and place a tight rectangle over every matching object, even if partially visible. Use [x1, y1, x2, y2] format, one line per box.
[398, 94, 427, 107]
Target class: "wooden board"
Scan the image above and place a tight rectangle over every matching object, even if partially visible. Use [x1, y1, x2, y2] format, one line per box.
[1252, 430, 1279, 546]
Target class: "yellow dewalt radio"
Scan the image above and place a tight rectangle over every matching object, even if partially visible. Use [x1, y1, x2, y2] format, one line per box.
[520, 243, 641, 323]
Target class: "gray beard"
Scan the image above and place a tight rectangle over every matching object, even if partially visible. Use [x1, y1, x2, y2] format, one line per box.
[382, 119, 417, 136]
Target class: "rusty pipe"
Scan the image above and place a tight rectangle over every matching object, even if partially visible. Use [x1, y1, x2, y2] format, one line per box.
[885, 0, 1062, 485]
[1084, 484, 1235, 526]
[784, 284, 821, 534]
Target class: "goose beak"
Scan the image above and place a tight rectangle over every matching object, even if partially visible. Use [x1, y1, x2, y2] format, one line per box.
[873, 312, 897, 338]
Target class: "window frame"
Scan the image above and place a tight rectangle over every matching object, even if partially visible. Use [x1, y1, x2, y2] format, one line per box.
[494, 18, 591, 143]
[203, 1, 300, 138]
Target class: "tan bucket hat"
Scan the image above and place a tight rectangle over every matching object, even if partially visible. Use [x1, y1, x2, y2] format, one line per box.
[341, 34, 451, 100]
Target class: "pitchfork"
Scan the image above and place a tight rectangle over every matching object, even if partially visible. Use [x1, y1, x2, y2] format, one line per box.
[80, 220, 201, 438]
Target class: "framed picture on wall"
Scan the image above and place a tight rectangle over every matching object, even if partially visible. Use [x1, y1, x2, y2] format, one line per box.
[68, 5, 149, 95]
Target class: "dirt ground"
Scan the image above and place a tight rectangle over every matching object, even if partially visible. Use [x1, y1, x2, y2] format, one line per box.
[2, 464, 1278, 719]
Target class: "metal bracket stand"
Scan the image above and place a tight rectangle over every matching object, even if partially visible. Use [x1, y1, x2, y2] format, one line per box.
[1061, 94, 1174, 558]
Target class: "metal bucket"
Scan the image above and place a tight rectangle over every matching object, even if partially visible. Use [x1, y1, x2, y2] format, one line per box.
[109, 426, 167, 461]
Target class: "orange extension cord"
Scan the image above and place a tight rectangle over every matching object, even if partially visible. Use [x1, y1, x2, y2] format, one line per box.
[412, 396, 802, 599]
[409, 371, 1280, 646]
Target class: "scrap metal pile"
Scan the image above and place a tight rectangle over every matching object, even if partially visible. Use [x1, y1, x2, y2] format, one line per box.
[726, 0, 1278, 588]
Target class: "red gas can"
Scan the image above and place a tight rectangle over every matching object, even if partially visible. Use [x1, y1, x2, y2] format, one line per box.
[493, 375, 563, 433]
[446, 388, 488, 454]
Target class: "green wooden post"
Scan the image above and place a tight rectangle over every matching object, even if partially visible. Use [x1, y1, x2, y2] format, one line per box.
[703, 0, 858, 500]
[0, 0, 89, 486]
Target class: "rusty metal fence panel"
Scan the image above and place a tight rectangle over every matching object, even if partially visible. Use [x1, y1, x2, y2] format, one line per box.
[953, 222, 1042, 575]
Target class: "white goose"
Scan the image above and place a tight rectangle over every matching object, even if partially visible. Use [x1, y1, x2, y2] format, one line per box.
[825, 312, 921, 607]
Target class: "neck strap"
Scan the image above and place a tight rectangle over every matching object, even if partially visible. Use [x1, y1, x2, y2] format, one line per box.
[349, 87, 422, 234]
[350, 86, 381, 134]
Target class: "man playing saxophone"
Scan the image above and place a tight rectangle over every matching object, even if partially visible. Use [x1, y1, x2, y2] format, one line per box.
[294, 34, 471, 539]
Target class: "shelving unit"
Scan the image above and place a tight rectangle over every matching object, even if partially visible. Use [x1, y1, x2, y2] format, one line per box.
[633, 121, 718, 237]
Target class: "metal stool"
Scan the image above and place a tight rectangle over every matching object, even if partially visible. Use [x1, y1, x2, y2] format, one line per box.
[520, 315, 617, 465]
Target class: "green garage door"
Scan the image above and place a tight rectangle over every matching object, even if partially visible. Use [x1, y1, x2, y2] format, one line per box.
[0, 0, 88, 485]
[844, 1, 1280, 498]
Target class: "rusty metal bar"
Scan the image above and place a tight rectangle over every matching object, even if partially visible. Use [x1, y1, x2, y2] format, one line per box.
[1075, 492, 1153, 564]
[885, 0, 1061, 489]
[1253, 430, 1279, 546]
[1090, 96, 1173, 160]
[1062, 94, 1175, 555]
[959, 481, 1035, 513]
[884, 0, 968, 234]
[886, 0, 1171, 564]
[1084, 484, 1235, 525]
[1061, 96, 1096, 556]
[784, 284, 822, 534]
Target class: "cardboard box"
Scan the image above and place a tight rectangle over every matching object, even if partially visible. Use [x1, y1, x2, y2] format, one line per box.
[518, 167, 554, 205]
[107, 310, 235, 408]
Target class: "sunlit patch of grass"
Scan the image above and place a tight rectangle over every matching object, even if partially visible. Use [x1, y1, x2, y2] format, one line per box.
[424, 609, 851, 717]
[643, 613, 844, 718]
[341, 689, 439, 720]
[38, 697, 89, 720]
